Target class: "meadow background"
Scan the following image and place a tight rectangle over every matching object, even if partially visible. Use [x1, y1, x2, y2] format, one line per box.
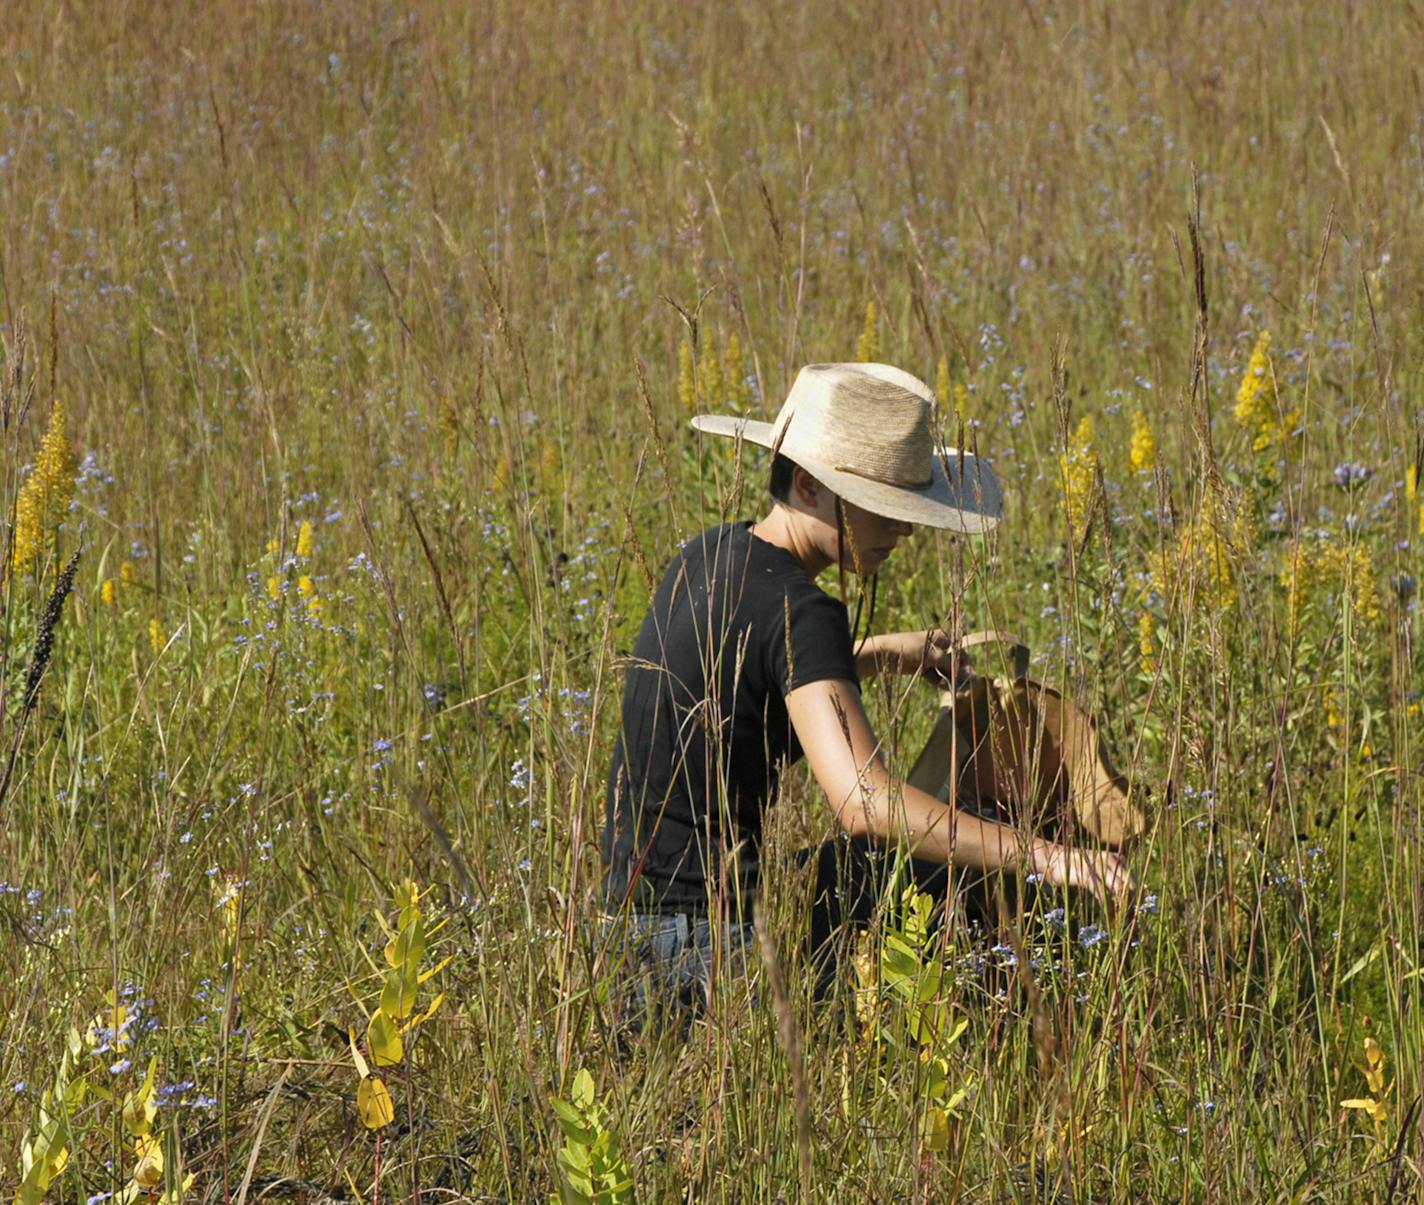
[0, 0, 1420, 1199]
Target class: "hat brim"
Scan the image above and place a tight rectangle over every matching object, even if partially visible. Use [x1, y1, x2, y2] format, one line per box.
[690, 414, 1003, 534]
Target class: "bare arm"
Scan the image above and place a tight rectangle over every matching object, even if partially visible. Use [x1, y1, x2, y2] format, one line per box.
[855, 629, 970, 686]
[785, 677, 1133, 904]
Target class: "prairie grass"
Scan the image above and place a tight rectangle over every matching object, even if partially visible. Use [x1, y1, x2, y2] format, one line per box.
[0, 0, 1420, 1199]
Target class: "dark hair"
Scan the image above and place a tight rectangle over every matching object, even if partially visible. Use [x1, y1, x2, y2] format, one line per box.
[769, 452, 797, 502]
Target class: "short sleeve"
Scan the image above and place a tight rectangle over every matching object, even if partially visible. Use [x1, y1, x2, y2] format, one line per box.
[766, 588, 858, 697]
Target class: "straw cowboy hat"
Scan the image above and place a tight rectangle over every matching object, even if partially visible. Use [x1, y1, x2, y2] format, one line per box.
[690, 362, 1003, 533]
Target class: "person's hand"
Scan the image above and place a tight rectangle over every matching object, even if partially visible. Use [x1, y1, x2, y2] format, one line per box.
[1033, 841, 1137, 909]
[871, 629, 976, 688]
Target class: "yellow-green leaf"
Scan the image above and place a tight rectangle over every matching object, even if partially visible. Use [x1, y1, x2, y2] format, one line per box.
[348, 1026, 370, 1080]
[357, 1075, 394, 1130]
[418, 954, 453, 985]
[380, 965, 418, 1021]
[924, 1105, 949, 1153]
[410, 991, 445, 1028]
[367, 1009, 403, 1067]
[122, 1059, 158, 1138]
[132, 1132, 164, 1188]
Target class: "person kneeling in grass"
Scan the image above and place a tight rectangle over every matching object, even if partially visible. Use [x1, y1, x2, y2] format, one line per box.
[600, 361, 1134, 1020]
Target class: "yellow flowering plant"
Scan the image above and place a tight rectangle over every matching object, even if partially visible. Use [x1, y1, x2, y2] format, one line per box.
[1232, 332, 1300, 456]
[1058, 415, 1099, 538]
[11, 400, 77, 580]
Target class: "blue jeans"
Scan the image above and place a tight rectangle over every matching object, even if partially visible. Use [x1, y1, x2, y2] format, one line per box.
[600, 910, 757, 1024]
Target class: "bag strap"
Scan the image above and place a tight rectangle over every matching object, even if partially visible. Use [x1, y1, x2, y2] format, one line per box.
[956, 629, 1030, 679]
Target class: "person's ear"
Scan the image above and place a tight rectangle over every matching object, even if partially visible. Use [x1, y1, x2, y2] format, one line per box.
[791, 466, 821, 507]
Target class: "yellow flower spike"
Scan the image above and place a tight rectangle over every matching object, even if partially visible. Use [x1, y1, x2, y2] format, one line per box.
[1138, 611, 1157, 675]
[1058, 415, 1098, 535]
[297, 574, 315, 599]
[491, 451, 512, 494]
[148, 618, 166, 655]
[1130, 409, 1157, 473]
[1233, 331, 1280, 452]
[119, 560, 135, 587]
[307, 595, 323, 619]
[265, 537, 279, 555]
[295, 520, 314, 559]
[10, 399, 78, 578]
[439, 394, 460, 459]
[101, 578, 117, 608]
[1406, 465, 1417, 505]
[540, 437, 561, 485]
[856, 299, 880, 362]
[266, 575, 281, 601]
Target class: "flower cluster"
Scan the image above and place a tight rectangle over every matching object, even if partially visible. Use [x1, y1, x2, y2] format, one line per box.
[856, 299, 879, 362]
[1129, 410, 1156, 474]
[1279, 537, 1382, 636]
[11, 400, 77, 578]
[1148, 480, 1251, 616]
[677, 327, 752, 414]
[1232, 332, 1299, 453]
[1058, 415, 1098, 535]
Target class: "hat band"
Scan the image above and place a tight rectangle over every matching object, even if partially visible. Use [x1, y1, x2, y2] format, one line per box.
[833, 462, 933, 491]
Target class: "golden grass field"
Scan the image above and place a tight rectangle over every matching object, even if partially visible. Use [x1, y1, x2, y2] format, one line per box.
[0, 0, 1421, 1199]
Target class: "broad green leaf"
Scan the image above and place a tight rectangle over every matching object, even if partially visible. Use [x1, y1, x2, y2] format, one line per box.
[380, 965, 418, 1021]
[550, 1097, 595, 1144]
[571, 1068, 595, 1110]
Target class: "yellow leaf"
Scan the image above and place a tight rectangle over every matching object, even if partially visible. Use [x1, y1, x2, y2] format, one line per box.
[410, 992, 445, 1028]
[418, 955, 453, 984]
[122, 1059, 159, 1138]
[924, 1106, 949, 1153]
[367, 1009, 403, 1067]
[380, 964, 418, 1021]
[1342, 1098, 1377, 1111]
[1364, 1036, 1384, 1068]
[133, 1132, 164, 1188]
[347, 1026, 370, 1080]
[158, 1172, 197, 1204]
[357, 1075, 394, 1130]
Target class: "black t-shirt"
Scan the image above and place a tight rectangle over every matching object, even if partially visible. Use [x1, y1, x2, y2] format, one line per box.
[603, 522, 860, 912]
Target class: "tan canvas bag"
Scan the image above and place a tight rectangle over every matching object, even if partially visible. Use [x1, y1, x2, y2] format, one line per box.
[905, 631, 1145, 850]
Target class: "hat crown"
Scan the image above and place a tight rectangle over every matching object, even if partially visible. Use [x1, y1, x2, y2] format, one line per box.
[776, 363, 934, 489]
[687, 359, 1002, 532]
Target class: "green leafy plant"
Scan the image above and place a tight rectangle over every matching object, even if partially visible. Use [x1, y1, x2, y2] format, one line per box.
[852, 883, 972, 1153]
[14, 1029, 83, 1205]
[550, 1067, 636, 1204]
